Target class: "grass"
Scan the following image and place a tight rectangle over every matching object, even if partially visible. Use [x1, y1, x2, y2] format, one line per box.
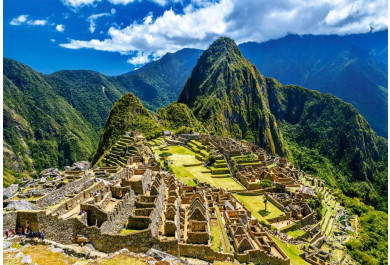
[210, 221, 222, 251]
[120, 228, 143, 235]
[271, 235, 309, 265]
[154, 146, 245, 190]
[286, 229, 306, 239]
[4, 244, 79, 265]
[233, 194, 285, 222]
[215, 205, 231, 253]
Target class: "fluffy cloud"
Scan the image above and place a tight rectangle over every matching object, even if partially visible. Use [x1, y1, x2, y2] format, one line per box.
[60, 0, 388, 65]
[62, 0, 101, 8]
[127, 52, 152, 65]
[56, 24, 65, 32]
[10, 15, 48, 26]
[10, 15, 28, 25]
[88, 13, 111, 33]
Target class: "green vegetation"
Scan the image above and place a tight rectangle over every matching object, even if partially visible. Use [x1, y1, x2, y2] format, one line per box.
[259, 179, 273, 188]
[286, 229, 306, 239]
[92, 93, 163, 164]
[120, 228, 143, 235]
[210, 221, 222, 251]
[337, 193, 388, 265]
[268, 81, 388, 211]
[307, 194, 324, 221]
[177, 37, 286, 156]
[270, 235, 309, 265]
[233, 194, 285, 222]
[159, 152, 172, 159]
[154, 145, 244, 190]
[156, 102, 204, 132]
[205, 154, 216, 166]
[4, 58, 98, 176]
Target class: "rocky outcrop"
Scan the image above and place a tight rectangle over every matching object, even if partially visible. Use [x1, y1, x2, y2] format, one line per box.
[6, 201, 39, 211]
[65, 161, 90, 171]
[4, 184, 18, 199]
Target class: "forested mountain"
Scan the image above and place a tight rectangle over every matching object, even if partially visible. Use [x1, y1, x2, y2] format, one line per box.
[178, 37, 286, 156]
[178, 37, 387, 211]
[239, 31, 388, 137]
[3, 58, 99, 177]
[91, 93, 163, 165]
[3, 49, 202, 179]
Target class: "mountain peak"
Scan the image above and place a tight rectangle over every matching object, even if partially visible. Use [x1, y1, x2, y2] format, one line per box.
[203, 36, 243, 61]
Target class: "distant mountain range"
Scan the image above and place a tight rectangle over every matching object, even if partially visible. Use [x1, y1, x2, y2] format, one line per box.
[239, 31, 388, 138]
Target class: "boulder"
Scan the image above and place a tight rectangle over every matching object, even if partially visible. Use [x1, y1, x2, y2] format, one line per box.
[119, 248, 129, 254]
[51, 248, 64, 253]
[4, 184, 19, 199]
[6, 201, 39, 211]
[16, 252, 25, 259]
[21, 243, 31, 249]
[3, 241, 12, 248]
[41, 168, 61, 178]
[39, 177, 46, 184]
[21, 255, 33, 264]
[69, 161, 90, 171]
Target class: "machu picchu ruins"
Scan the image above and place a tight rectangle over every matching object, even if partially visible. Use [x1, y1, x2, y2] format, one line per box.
[3, 131, 359, 265]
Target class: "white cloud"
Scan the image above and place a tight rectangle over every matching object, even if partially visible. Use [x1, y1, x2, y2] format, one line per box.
[127, 52, 152, 65]
[108, 0, 136, 4]
[60, 0, 388, 65]
[56, 24, 65, 32]
[111, 8, 116, 15]
[10, 15, 48, 26]
[10, 15, 28, 25]
[88, 13, 111, 33]
[50, 39, 56, 42]
[27, 19, 47, 26]
[62, 0, 101, 8]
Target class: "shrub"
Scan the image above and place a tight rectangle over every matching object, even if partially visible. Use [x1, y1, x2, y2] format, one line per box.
[259, 179, 273, 188]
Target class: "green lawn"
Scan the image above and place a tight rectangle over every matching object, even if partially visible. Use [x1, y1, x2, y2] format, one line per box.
[210, 221, 222, 251]
[233, 194, 285, 222]
[271, 235, 309, 265]
[286, 229, 306, 239]
[154, 146, 244, 190]
[120, 228, 143, 235]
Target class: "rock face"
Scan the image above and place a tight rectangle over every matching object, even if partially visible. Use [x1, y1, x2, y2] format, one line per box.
[65, 161, 90, 171]
[6, 200, 39, 211]
[40, 168, 61, 177]
[178, 37, 286, 156]
[4, 184, 18, 199]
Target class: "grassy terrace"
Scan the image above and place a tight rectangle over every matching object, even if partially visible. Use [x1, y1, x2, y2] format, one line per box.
[120, 228, 144, 235]
[271, 235, 309, 265]
[286, 229, 306, 239]
[233, 194, 285, 222]
[154, 145, 244, 191]
[210, 220, 222, 251]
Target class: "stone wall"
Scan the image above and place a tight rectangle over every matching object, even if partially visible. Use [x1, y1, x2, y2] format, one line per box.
[36, 175, 94, 208]
[52, 181, 106, 216]
[159, 239, 179, 256]
[179, 243, 234, 262]
[101, 190, 136, 234]
[3, 211, 17, 232]
[235, 249, 290, 265]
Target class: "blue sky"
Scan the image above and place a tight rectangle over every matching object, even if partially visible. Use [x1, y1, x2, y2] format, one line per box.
[4, 0, 388, 76]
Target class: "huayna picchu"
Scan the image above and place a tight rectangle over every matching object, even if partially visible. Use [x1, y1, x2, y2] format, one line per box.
[3, 37, 387, 265]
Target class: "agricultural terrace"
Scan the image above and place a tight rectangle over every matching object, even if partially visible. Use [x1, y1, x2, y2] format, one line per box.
[154, 145, 245, 191]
